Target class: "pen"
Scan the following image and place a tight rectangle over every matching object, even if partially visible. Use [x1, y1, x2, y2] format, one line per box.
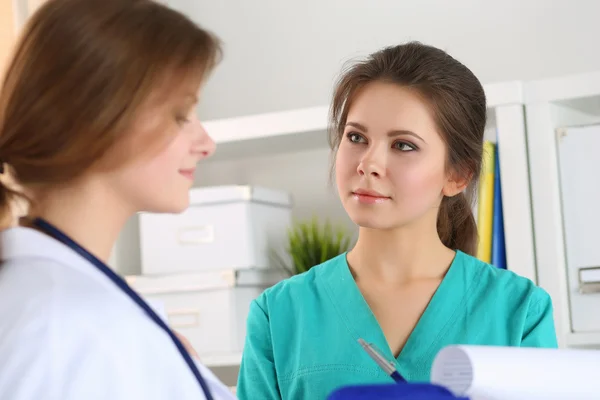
[358, 338, 406, 383]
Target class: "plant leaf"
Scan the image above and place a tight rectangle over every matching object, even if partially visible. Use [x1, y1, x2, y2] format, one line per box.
[268, 215, 354, 275]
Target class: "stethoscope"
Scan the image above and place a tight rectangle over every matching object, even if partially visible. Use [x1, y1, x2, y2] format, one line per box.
[32, 217, 215, 400]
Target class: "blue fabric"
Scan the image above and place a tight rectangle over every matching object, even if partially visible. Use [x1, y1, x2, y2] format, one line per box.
[327, 383, 469, 400]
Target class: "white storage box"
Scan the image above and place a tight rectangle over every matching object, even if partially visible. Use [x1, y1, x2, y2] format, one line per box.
[126, 268, 286, 360]
[139, 185, 292, 275]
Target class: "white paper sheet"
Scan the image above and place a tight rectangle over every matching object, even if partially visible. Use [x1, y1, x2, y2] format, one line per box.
[430, 345, 600, 400]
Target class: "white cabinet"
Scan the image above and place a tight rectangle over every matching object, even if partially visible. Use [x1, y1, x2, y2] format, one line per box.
[525, 71, 600, 348]
[556, 124, 600, 334]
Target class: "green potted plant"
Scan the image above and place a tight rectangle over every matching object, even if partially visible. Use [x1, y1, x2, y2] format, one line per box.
[271, 215, 355, 276]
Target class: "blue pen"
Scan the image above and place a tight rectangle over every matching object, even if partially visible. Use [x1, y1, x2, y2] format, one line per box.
[358, 338, 406, 383]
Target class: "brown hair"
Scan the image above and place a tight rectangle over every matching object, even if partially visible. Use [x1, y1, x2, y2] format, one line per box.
[0, 0, 221, 223]
[329, 42, 486, 256]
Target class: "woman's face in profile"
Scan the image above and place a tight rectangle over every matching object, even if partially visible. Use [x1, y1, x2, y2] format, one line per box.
[106, 80, 216, 214]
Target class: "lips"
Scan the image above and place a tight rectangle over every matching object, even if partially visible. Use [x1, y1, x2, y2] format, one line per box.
[179, 169, 195, 180]
[353, 188, 388, 198]
[351, 188, 391, 204]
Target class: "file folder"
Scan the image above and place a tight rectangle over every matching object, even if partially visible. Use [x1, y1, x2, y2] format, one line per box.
[327, 383, 469, 399]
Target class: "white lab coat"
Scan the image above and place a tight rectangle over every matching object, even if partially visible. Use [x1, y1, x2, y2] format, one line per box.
[0, 226, 237, 400]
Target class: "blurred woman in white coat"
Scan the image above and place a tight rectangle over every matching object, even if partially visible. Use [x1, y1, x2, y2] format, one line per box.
[0, 0, 236, 399]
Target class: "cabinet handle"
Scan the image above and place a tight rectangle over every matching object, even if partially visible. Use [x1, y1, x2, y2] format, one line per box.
[177, 225, 214, 244]
[578, 267, 600, 294]
[579, 282, 600, 294]
[167, 309, 200, 328]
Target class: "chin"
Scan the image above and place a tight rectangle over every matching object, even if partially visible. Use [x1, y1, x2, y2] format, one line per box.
[346, 209, 393, 230]
[143, 196, 190, 215]
[350, 216, 396, 230]
[344, 201, 404, 231]
[165, 203, 190, 214]
[166, 199, 191, 214]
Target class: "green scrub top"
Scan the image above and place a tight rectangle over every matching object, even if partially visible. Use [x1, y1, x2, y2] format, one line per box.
[236, 250, 557, 399]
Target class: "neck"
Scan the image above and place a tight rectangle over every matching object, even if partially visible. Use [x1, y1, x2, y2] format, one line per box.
[26, 178, 133, 264]
[347, 214, 455, 285]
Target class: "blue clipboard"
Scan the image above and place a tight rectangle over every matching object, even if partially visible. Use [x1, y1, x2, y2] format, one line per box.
[327, 383, 469, 400]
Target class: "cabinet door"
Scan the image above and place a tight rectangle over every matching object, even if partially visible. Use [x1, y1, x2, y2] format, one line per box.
[557, 123, 600, 333]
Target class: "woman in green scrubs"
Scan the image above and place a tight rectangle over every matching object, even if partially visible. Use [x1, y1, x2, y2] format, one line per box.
[236, 42, 558, 400]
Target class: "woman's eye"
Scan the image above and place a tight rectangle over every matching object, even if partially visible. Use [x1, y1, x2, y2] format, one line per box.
[176, 116, 190, 125]
[394, 141, 416, 152]
[346, 132, 365, 143]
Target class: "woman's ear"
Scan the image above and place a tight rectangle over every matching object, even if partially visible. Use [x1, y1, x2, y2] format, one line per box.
[442, 170, 472, 197]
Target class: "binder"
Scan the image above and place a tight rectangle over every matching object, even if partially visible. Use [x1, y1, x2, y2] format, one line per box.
[327, 383, 468, 399]
[476, 141, 495, 263]
[491, 144, 507, 269]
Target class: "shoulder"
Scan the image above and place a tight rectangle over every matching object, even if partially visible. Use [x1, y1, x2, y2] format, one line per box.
[254, 253, 346, 301]
[0, 258, 143, 343]
[254, 253, 346, 313]
[0, 256, 160, 360]
[0, 257, 99, 334]
[0, 265, 116, 396]
[457, 251, 552, 311]
[0, 262, 197, 398]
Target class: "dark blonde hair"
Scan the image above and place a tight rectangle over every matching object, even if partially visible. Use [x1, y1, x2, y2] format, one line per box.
[0, 0, 221, 221]
[329, 42, 486, 255]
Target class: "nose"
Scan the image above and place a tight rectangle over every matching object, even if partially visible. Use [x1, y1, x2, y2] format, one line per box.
[357, 146, 386, 178]
[193, 121, 216, 159]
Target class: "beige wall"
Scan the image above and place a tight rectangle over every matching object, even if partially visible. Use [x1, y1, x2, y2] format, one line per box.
[0, 0, 29, 228]
[0, 0, 45, 79]
[0, 0, 17, 80]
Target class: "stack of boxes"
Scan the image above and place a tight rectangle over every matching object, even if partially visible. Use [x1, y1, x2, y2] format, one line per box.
[111, 185, 292, 360]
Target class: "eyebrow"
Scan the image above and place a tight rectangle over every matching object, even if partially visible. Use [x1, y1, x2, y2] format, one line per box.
[345, 121, 426, 143]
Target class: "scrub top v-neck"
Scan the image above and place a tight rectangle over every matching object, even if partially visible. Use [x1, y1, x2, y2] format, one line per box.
[236, 251, 557, 400]
[327, 250, 469, 379]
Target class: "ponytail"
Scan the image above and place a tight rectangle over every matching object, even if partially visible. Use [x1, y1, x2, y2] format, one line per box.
[437, 192, 478, 256]
[0, 168, 29, 230]
[0, 183, 13, 230]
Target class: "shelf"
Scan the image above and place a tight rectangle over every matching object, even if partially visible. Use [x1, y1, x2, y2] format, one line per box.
[203, 81, 524, 163]
[204, 106, 329, 162]
[484, 80, 524, 107]
[566, 332, 600, 349]
[201, 352, 242, 368]
[524, 70, 600, 104]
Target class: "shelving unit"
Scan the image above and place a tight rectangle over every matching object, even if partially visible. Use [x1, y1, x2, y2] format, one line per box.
[524, 70, 600, 349]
